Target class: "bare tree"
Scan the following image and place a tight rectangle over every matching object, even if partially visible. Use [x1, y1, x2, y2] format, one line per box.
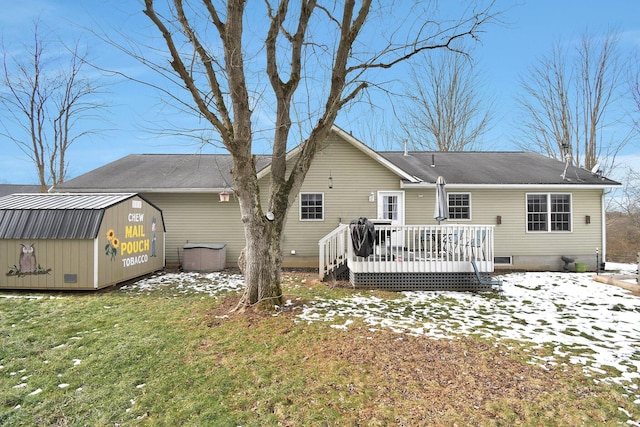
[136, 0, 497, 309]
[515, 31, 631, 174]
[399, 50, 493, 151]
[0, 24, 106, 192]
[606, 166, 640, 263]
[631, 53, 640, 132]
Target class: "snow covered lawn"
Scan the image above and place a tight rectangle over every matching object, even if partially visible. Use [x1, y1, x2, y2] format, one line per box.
[1, 264, 638, 424]
[295, 263, 640, 424]
[126, 264, 640, 414]
[133, 265, 640, 418]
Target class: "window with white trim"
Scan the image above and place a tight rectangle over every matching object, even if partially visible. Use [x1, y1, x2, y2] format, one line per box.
[300, 193, 324, 221]
[526, 193, 572, 232]
[448, 193, 471, 220]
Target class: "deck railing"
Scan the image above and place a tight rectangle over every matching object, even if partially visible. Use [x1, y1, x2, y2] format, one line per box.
[318, 223, 350, 279]
[319, 224, 495, 279]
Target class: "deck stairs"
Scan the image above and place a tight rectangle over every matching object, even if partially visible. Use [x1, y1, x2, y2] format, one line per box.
[318, 224, 350, 281]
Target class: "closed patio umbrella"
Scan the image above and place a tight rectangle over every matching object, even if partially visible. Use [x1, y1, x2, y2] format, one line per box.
[434, 176, 448, 223]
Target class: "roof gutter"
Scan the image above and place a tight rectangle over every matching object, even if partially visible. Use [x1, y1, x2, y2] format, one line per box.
[400, 182, 623, 190]
[52, 188, 232, 194]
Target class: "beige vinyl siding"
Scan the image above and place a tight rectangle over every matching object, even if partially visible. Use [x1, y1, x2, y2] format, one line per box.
[135, 132, 607, 271]
[143, 192, 245, 267]
[406, 187, 604, 258]
[140, 134, 401, 269]
[280, 134, 402, 265]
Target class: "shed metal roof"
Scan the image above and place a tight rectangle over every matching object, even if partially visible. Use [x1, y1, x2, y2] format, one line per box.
[0, 193, 138, 240]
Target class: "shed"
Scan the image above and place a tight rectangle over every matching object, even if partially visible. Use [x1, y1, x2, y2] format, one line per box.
[0, 193, 165, 290]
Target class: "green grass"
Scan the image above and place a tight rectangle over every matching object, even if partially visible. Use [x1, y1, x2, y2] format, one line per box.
[1, 277, 637, 426]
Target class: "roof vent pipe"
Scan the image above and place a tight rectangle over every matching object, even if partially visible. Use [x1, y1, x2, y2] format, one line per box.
[431, 154, 435, 167]
[403, 139, 408, 156]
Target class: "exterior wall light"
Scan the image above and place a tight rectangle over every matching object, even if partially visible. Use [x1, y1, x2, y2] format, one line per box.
[369, 192, 375, 202]
[219, 190, 230, 203]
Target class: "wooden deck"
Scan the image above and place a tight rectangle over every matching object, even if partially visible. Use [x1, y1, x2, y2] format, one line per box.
[319, 224, 498, 291]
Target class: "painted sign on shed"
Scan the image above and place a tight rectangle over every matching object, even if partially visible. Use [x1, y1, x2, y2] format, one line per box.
[0, 193, 165, 290]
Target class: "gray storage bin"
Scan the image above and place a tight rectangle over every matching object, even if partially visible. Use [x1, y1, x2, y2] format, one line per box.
[183, 243, 226, 272]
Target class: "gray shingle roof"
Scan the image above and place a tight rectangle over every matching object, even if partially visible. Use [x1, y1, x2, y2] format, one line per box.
[0, 184, 41, 198]
[379, 151, 620, 186]
[52, 147, 620, 193]
[54, 154, 272, 192]
[0, 193, 138, 239]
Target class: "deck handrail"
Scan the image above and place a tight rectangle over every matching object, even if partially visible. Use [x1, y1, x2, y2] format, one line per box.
[318, 223, 350, 279]
[319, 224, 495, 278]
[347, 224, 495, 274]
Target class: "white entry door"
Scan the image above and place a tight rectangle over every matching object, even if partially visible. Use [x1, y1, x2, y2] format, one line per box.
[377, 191, 405, 247]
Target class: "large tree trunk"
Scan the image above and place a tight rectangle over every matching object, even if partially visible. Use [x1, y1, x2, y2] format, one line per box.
[239, 218, 284, 309]
[232, 147, 286, 310]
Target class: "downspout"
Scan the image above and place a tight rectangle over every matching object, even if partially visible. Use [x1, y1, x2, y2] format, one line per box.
[601, 190, 607, 265]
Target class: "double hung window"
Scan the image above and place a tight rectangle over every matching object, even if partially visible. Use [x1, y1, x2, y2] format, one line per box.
[526, 193, 571, 232]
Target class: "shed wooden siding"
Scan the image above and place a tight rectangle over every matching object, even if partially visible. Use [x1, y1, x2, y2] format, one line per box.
[1, 239, 94, 290]
[95, 196, 165, 288]
[0, 195, 165, 290]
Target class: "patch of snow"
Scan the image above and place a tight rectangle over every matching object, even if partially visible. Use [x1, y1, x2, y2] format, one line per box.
[72, 359, 81, 366]
[121, 271, 245, 296]
[330, 319, 353, 330]
[605, 262, 638, 275]
[13, 383, 27, 389]
[28, 388, 42, 396]
[297, 267, 640, 412]
[58, 383, 69, 388]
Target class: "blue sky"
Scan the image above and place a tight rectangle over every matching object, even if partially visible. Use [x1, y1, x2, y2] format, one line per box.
[0, 0, 638, 185]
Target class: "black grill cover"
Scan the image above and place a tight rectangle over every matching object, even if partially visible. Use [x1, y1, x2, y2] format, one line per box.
[349, 217, 376, 257]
